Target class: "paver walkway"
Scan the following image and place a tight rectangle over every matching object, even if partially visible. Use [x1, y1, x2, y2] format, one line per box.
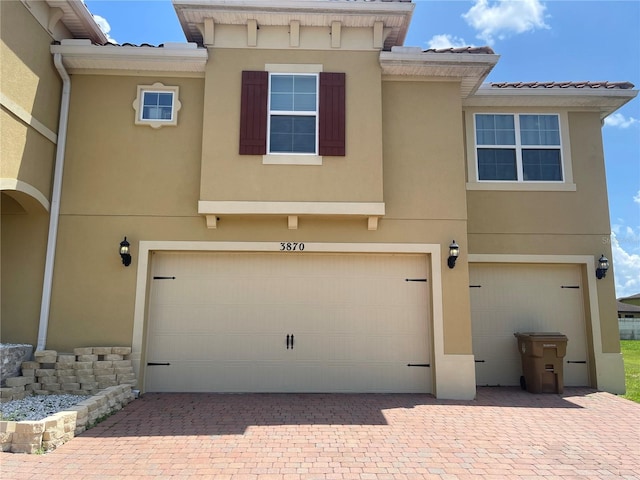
[1, 387, 638, 480]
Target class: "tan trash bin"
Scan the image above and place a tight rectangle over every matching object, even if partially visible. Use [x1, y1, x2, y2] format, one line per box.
[514, 332, 568, 394]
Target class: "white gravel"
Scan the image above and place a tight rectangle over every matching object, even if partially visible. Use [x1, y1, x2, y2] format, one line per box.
[1, 394, 90, 421]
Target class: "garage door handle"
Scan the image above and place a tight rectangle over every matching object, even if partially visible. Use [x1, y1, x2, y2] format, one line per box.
[286, 334, 294, 349]
[567, 360, 586, 364]
[291, 334, 294, 349]
[147, 362, 171, 366]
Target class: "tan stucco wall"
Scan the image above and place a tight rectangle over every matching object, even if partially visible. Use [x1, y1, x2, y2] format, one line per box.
[1, 1, 62, 130]
[1, 1, 61, 345]
[44, 66, 473, 356]
[47, 74, 205, 349]
[200, 48, 384, 203]
[466, 110, 620, 353]
[382, 79, 471, 354]
[1, 1, 60, 202]
[1, 195, 49, 345]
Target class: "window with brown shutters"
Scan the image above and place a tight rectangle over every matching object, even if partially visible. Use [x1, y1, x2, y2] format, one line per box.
[239, 70, 345, 157]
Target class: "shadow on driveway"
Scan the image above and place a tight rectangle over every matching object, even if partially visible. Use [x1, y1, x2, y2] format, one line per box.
[82, 387, 591, 438]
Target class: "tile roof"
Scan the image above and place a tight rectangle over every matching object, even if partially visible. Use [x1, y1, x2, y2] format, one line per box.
[490, 81, 635, 90]
[423, 46, 495, 55]
[617, 300, 640, 313]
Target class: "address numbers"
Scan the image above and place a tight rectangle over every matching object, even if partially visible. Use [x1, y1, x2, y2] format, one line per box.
[280, 242, 305, 251]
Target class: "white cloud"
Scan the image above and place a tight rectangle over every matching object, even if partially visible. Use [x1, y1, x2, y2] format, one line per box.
[427, 34, 471, 50]
[462, 0, 549, 45]
[93, 14, 117, 44]
[604, 113, 639, 129]
[611, 228, 640, 298]
[634, 191, 640, 205]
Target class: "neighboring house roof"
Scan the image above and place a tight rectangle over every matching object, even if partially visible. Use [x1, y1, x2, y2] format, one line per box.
[619, 293, 640, 301]
[617, 301, 640, 314]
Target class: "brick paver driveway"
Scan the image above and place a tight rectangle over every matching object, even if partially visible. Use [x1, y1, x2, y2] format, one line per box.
[1, 388, 639, 480]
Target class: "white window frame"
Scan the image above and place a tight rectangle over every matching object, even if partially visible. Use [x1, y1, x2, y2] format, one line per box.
[263, 64, 323, 166]
[132, 83, 181, 129]
[266, 72, 319, 156]
[465, 110, 575, 191]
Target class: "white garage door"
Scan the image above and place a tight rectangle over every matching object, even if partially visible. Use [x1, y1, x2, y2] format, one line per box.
[145, 251, 432, 393]
[470, 264, 590, 387]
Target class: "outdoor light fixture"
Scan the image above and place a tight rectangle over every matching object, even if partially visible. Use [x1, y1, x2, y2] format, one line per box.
[119, 237, 131, 267]
[447, 240, 460, 269]
[596, 254, 609, 279]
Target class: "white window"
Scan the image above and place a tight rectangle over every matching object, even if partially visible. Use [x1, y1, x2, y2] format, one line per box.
[475, 114, 563, 182]
[267, 73, 318, 154]
[133, 83, 181, 128]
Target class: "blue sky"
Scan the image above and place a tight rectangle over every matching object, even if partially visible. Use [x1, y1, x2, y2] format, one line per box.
[84, 0, 640, 297]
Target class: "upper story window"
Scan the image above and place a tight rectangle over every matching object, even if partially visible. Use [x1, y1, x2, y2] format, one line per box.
[142, 91, 174, 121]
[475, 113, 563, 182]
[239, 67, 345, 165]
[133, 83, 181, 128]
[268, 74, 318, 154]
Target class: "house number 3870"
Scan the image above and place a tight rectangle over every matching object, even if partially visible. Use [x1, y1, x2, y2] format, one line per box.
[280, 242, 305, 251]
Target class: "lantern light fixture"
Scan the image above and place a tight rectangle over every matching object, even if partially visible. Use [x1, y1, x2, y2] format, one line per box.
[447, 240, 460, 269]
[119, 237, 132, 267]
[596, 254, 609, 279]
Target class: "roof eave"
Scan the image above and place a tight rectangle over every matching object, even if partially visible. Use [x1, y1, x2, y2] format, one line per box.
[464, 85, 638, 119]
[50, 40, 208, 75]
[379, 51, 500, 98]
[172, 0, 414, 50]
[45, 0, 108, 44]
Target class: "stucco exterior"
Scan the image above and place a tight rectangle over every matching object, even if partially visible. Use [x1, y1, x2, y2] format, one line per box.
[1, 0, 636, 399]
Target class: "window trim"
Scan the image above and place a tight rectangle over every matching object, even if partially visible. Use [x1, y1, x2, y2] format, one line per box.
[133, 83, 181, 128]
[465, 110, 575, 191]
[266, 72, 320, 156]
[264, 64, 324, 165]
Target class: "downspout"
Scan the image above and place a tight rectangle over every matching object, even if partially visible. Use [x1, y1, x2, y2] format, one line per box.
[37, 53, 70, 351]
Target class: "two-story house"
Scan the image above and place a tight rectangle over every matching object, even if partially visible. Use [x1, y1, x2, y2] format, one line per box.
[1, 0, 636, 399]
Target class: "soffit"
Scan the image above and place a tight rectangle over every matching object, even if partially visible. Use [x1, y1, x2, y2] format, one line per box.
[173, 0, 414, 50]
[44, 0, 107, 43]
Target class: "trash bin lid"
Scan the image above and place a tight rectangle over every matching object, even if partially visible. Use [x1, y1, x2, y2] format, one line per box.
[514, 332, 568, 340]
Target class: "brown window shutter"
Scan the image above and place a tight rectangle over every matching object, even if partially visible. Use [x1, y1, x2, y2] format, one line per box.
[319, 72, 346, 156]
[239, 71, 268, 155]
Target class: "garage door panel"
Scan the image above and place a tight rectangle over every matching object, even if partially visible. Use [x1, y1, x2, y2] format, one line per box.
[146, 252, 431, 393]
[471, 264, 589, 387]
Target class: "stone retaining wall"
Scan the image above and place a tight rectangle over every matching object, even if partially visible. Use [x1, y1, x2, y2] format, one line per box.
[1, 344, 34, 386]
[0, 384, 134, 453]
[1, 347, 136, 402]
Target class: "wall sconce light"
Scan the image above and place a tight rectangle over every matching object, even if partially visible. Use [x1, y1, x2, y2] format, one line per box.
[447, 240, 460, 269]
[596, 254, 609, 279]
[119, 237, 132, 267]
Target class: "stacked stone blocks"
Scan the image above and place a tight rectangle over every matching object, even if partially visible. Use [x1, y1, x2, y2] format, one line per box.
[1, 384, 134, 453]
[1, 346, 135, 402]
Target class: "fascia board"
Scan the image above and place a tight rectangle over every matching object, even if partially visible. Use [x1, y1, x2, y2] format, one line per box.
[173, 0, 415, 17]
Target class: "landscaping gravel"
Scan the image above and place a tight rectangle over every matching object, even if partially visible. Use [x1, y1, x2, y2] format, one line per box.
[1, 394, 90, 421]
